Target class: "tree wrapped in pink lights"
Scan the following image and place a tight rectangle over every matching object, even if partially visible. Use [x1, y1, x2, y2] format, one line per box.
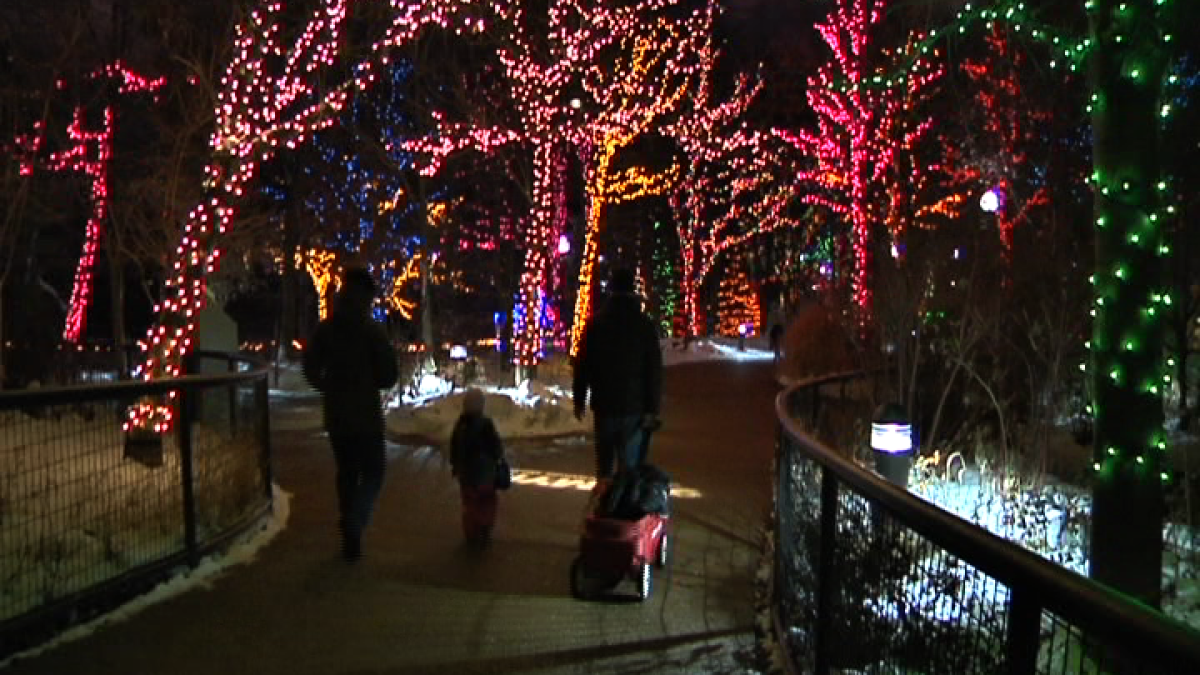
[14, 62, 166, 344]
[399, 0, 696, 367]
[128, 0, 487, 432]
[660, 12, 804, 338]
[773, 0, 943, 321]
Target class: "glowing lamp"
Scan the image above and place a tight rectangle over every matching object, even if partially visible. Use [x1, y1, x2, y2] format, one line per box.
[738, 323, 748, 336]
[558, 234, 571, 255]
[979, 188, 1002, 213]
[449, 345, 468, 361]
[569, 98, 582, 110]
[871, 403, 913, 488]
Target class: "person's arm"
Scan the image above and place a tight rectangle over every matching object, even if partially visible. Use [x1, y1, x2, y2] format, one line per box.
[486, 418, 505, 460]
[572, 323, 591, 420]
[371, 323, 399, 389]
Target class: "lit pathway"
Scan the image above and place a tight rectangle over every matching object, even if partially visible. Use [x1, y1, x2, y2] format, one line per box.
[3, 360, 779, 675]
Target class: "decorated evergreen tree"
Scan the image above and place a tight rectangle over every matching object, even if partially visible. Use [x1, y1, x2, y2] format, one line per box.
[717, 256, 760, 338]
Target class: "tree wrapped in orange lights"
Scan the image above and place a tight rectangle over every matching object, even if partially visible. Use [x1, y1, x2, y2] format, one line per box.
[717, 255, 760, 337]
[565, 7, 721, 356]
[773, 0, 943, 321]
[129, 0, 487, 433]
[398, 0, 693, 367]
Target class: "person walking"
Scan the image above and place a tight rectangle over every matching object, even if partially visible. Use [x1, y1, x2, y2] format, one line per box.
[573, 267, 663, 479]
[769, 322, 785, 364]
[302, 267, 398, 561]
[449, 388, 507, 546]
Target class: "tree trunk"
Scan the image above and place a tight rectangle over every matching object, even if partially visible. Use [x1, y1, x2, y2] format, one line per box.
[1087, 0, 1167, 608]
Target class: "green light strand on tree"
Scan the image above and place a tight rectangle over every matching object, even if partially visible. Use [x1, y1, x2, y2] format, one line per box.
[1086, 0, 1173, 608]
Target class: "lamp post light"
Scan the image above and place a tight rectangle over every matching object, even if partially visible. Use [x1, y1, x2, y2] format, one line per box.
[979, 187, 1005, 214]
[871, 403, 914, 488]
[738, 322, 748, 351]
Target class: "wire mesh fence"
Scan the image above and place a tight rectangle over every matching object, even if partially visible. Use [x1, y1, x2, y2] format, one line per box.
[773, 373, 1200, 675]
[0, 353, 271, 657]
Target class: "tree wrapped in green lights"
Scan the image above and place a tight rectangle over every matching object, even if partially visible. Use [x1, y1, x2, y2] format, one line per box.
[1086, 0, 1178, 607]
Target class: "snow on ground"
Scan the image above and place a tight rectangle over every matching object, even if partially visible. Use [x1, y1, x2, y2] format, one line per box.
[268, 336, 777, 445]
[0, 335, 773, 662]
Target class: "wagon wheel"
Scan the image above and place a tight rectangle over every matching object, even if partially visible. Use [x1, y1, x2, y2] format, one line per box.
[636, 563, 652, 601]
[571, 556, 619, 600]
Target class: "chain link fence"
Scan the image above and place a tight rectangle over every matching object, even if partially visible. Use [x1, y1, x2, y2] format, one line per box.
[0, 352, 272, 658]
[773, 373, 1200, 674]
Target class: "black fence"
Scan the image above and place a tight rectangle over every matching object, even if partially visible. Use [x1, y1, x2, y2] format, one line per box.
[0, 351, 272, 659]
[772, 372, 1200, 675]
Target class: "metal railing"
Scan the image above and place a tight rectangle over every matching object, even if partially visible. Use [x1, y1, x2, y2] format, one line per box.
[0, 351, 273, 659]
[772, 372, 1200, 675]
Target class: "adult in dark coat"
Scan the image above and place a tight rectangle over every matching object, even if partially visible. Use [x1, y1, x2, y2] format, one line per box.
[303, 267, 398, 561]
[573, 268, 663, 479]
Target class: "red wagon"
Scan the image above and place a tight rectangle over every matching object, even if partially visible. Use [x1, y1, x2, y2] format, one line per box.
[569, 508, 670, 601]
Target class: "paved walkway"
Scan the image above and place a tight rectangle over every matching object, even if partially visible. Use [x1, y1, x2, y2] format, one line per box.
[3, 360, 779, 675]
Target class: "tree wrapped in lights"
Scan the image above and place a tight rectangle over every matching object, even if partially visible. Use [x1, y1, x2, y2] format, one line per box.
[774, 0, 943, 322]
[128, 0, 487, 433]
[566, 8, 721, 356]
[14, 62, 166, 343]
[717, 255, 760, 337]
[397, 0, 694, 366]
[958, 27, 1050, 254]
[1085, 0, 1176, 607]
[659, 3, 791, 341]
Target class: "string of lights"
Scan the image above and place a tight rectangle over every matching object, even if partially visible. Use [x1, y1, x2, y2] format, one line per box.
[14, 62, 166, 344]
[774, 0, 943, 322]
[128, 0, 486, 433]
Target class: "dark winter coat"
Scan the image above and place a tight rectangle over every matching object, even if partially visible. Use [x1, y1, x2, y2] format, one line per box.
[573, 293, 663, 417]
[302, 299, 398, 436]
[450, 413, 505, 488]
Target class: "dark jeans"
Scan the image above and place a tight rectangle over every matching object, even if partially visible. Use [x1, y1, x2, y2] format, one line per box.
[329, 430, 386, 537]
[594, 414, 645, 479]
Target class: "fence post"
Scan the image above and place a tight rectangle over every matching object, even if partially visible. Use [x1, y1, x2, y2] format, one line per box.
[814, 468, 839, 675]
[177, 386, 198, 567]
[1006, 588, 1041, 675]
[227, 357, 238, 436]
[256, 375, 273, 503]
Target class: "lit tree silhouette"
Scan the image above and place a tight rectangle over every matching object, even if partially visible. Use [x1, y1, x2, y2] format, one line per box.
[565, 10, 720, 356]
[773, 0, 942, 322]
[401, 0, 693, 367]
[14, 62, 166, 343]
[127, 0, 487, 433]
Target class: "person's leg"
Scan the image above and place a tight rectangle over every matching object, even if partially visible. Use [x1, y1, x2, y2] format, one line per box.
[353, 430, 386, 532]
[329, 431, 363, 559]
[593, 415, 617, 479]
[615, 415, 644, 472]
[478, 485, 498, 540]
[329, 432, 356, 527]
[460, 483, 477, 541]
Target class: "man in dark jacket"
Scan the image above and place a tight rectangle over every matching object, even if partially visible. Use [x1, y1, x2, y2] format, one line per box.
[303, 267, 398, 561]
[573, 268, 663, 479]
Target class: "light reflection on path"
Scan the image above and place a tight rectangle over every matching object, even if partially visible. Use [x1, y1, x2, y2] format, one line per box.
[511, 468, 703, 499]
